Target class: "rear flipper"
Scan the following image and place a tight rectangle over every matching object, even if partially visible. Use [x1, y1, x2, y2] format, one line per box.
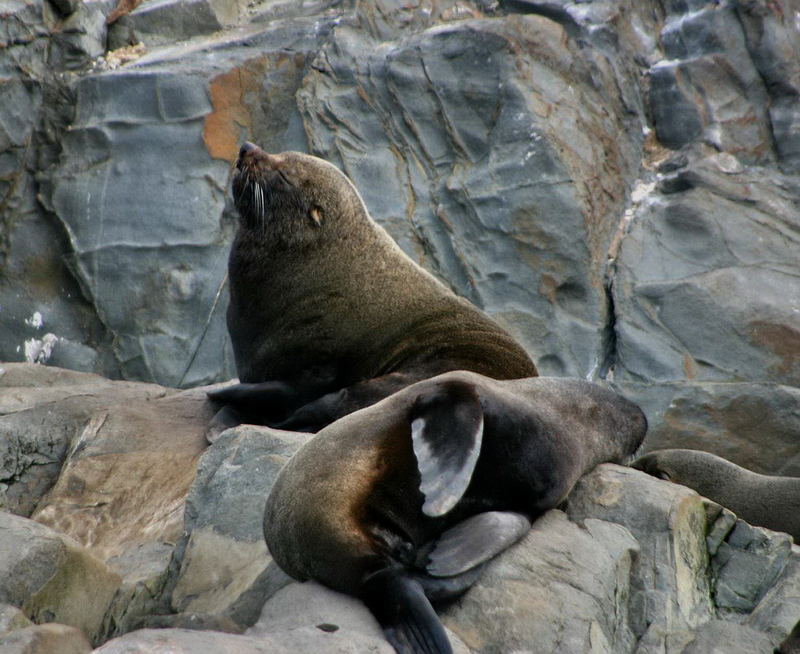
[361, 568, 453, 654]
[425, 511, 531, 577]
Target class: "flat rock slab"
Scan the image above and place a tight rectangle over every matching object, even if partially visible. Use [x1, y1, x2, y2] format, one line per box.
[442, 509, 639, 653]
[0, 363, 215, 564]
[93, 625, 394, 653]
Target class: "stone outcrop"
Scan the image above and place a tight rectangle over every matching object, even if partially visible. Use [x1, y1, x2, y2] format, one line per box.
[1, 0, 799, 650]
[2, 366, 798, 651]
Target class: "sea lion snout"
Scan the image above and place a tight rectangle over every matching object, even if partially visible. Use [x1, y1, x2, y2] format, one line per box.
[238, 141, 259, 159]
[235, 142, 284, 174]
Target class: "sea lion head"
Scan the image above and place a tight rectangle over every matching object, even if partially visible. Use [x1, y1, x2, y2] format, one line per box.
[232, 142, 369, 245]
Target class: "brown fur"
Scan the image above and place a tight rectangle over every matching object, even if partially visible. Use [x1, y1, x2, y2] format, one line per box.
[222, 144, 537, 429]
[265, 372, 647, 593]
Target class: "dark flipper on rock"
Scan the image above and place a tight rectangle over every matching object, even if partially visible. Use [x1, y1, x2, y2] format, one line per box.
[205, 405, 246, 442]
[409, 380, 484, 518]
[425, 511, 531, 578]
[277, 372, 419, 432]
[206, 381, 300, 424]
[361, 568, 453, 654]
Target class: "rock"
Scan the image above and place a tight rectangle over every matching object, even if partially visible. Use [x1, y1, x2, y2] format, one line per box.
[679, 619, 774, 654]
[613, 155, 800, 388]
[248, 582, 395, 653]
[442, 509, 639, 653]
[168, 426, 305, 626]
[566, 464, 714, 642]
[0, 512, 120, 644]
[745, 547, 800, 645]
[0, 604, 33, 638]
[94, 617, 407, 653]
[735, 0, 800, 174]
[141, 611, 243, 633]
[621, 381, 800, 476]
[0, 622, 92, 654]
[649, 3, 773, 162]
[712, 521, 793, 614]
[250, 581, 469, 653]
[92, 627, 275, 653]
[0, 363, 214, 563]
[0, 363, 216, 641]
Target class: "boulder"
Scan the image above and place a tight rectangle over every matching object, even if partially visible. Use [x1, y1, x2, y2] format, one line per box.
[0, 622, 92, 654]
[0, 363, 216, 641]
[0, 512, 120, 644]
[0, 604, 33, 639]
[168, 425, 304, 627]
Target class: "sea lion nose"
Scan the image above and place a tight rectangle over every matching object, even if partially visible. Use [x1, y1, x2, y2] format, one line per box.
[239, 141, 259, 159]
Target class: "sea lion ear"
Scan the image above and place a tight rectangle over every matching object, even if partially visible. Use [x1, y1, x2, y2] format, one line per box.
[409, 381, 484, 518]
[310, 206, 323, 226]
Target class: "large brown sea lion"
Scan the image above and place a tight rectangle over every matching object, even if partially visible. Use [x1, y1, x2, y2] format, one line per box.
[264, 371, 648, 653]
[208, 143, 537, 432]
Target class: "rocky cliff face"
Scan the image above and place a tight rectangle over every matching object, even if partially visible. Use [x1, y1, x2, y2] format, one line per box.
[2, 0, 799, 474]
[1, 0, 799, 652]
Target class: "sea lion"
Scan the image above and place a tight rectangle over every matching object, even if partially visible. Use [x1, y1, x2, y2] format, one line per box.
[207, 143, 537, 433]
[264, 371, 647, 653]
[632, 449, 800, 541]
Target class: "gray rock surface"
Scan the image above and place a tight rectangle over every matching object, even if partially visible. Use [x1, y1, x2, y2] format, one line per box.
[168, 425, 304, 626]
[0, 604, 33, 639]
[622, 381, 800, 476]
[1, 0, 798, 455]
[0, 512, 120, 644]
[613, 155, 800, 387]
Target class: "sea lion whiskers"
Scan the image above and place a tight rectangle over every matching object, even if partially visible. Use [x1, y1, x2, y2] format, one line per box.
[254, 179, 266, 231]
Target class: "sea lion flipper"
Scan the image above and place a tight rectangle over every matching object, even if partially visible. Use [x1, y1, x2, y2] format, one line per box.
[205, 406, 245, 443]
[206, 381, 299, 423]
[361, 568, 453, 654]
[277, 372, 419, 432]
[410, 381, 484, 518]
[425, 511, 531, 578]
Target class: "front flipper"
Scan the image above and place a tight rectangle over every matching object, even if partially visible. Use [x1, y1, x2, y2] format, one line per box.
[361, 568, 452, 654]
[206, 381, 300, 424]
[425, 511, 531, 578]
[205, 405, 246, 442]
[277, 372, 419, 432]
[409, 381, 484, 518]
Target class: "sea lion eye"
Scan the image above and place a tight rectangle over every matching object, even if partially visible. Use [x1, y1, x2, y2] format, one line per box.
[310, 207, 323, 226]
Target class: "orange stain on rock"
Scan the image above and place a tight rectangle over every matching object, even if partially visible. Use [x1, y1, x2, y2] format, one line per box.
[203, 58, 268, 162]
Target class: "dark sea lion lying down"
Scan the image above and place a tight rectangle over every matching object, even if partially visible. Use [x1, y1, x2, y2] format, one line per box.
[633, 448, 800, 541]
[208, 143, 537, 433]
[264, 371, 648, 653]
